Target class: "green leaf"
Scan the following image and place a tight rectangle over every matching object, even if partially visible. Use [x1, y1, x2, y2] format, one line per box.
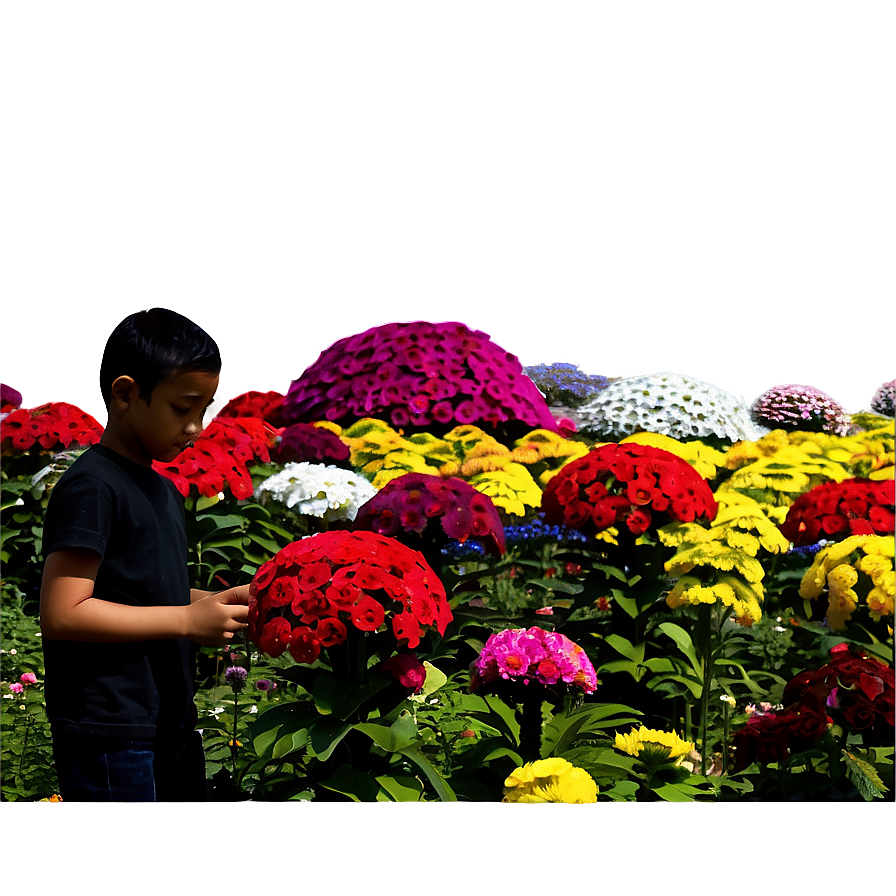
[251, 702, 317, 758]
[462, 694, 521, 746]
[603, 634, 645, 664]
[609, 588, 639, 619]
[196, 512, 246, 529]
[318, 764, 380, 802]
[656, 621, 703, 677]
[651, 781, 706, 801]
[843, 749, 888, 801]
[398, 745, 457, 801]
[374, 773, 424, 802]
[308, 717, 354, 761]
[355, 713, 419, 754]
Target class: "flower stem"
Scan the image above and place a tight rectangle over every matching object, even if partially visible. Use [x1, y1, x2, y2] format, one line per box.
[231, 694, 239, 784]
[517, 691, 544, 763]
[698, 604, 713, 776]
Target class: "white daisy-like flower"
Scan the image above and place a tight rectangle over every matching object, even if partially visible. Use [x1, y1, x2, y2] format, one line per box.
[578, 372, 762, 442]
[255, 462, 377, 522]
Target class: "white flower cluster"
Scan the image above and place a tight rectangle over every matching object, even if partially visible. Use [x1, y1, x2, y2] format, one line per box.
[255, 462, 377, 522]
[577, 372, 763, 442]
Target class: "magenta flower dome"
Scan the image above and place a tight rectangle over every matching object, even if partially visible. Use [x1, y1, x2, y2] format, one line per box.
[281, 321, 558, 437]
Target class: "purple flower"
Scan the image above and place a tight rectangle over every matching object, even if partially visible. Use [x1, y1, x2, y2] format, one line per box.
[751, 384, 852, 436]
[1, 384, 23, 409]
[224, 666, 248, 689]
[255, 679, 276, 692]
[282, 321, 558, 437]
[871, 379, 895, 417]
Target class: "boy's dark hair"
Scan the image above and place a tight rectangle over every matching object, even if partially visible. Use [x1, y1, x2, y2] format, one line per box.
[100, 308, 221, 409]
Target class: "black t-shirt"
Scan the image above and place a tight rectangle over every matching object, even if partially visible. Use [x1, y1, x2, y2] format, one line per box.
[41, 443, 197, 738]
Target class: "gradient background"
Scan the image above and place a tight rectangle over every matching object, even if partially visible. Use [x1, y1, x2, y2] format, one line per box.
[3, 3, 892, 428]
[2, 1, 892, 882]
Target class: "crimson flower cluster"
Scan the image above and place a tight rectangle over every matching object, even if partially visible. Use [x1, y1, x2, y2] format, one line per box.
[271, 422, 351, 467]
[541, 443, 718, 536]
[1, 402, 103, 454]
[783, 644, 894, 734]
[248, 530, 452, 665]
[281, 321, 558, 435]
[780, 478, 895, 546]
[353, 472, 506, 556]
[469, 626, 598, 699]
[216, 390, 285, 427]
[733, 644, 894, 770]
[153, 417, 275, 499]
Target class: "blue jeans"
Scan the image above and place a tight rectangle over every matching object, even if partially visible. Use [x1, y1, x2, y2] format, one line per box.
[52, 728, 207, 802]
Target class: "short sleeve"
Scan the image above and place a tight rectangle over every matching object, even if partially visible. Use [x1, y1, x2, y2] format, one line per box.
[42, 473, 113, 560]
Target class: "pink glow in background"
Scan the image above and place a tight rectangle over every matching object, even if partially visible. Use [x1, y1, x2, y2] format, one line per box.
[3, 5, 891, 428]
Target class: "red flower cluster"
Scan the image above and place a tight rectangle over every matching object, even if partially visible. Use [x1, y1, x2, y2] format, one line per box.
[216, 390, 285, 427]
[780, 478, 895, 546]
[248, 530, 452, 664]
[353, 472, 506, 556]
[1, 403, 103, 455]
[731, 694, 830, 770]
[733, 644, 894, 770]
[153, 417, 276, 499]
[783, 643, 894, 733]
[271, 422, 351, 467]
[541, 443, 718, 536]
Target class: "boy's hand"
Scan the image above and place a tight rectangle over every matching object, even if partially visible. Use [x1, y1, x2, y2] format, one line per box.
[186, 587, 250, 646]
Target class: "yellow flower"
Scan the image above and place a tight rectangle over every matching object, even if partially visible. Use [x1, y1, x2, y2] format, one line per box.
[825, 564, 859, 630]
[621, 432, 727, 480]
[468, 463, 542, 517]
[614, 726, 694, 763]
[503, 758, 598, 804]
[799, 535, 895, 629]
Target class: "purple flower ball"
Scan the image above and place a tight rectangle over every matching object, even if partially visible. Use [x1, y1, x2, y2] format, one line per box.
[751, 384, 852, 436]
[870, 379, 895, 418]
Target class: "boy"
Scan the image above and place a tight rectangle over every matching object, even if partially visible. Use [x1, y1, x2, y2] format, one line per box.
[39, 308, 250, 801]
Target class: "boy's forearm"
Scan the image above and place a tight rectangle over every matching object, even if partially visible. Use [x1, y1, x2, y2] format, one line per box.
[41, 597, 190, 642]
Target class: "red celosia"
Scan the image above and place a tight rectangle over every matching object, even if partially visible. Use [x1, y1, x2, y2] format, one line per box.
[780, 478, 895, 546]
[1, 403, 103, 455]
[353, 472, 506, 555]
[541, 443, 717, 536]
[216, 390, 285, 427]
[248, 530, 452, 661]
[153, 417, 276, 499]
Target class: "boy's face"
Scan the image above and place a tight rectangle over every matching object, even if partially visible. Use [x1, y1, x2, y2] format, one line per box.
[114, 369, 219, 466]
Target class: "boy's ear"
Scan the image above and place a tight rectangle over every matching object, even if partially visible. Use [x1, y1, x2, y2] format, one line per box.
[109, 375, 139, 408]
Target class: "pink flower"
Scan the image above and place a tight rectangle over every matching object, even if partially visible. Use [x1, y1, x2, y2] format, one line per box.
[9, 683, 24, 695]
[19, 673, 37, 685]
[381, 652, 427, 693]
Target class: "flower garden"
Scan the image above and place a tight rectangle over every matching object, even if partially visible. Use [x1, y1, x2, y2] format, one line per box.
[1, 321, 894, 803]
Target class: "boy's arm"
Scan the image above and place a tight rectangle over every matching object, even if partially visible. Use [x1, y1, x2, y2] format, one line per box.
[40, 548, 249, 647]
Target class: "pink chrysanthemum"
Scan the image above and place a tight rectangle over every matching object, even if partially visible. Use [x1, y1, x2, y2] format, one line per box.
[470, 626, 598, 696]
